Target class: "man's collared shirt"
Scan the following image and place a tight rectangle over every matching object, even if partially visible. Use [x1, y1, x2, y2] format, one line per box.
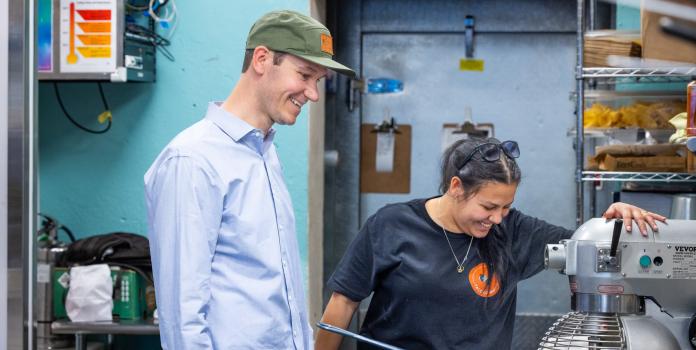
[145, 102, 312, 349]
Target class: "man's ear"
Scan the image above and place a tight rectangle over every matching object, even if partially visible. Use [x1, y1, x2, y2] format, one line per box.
[251, 46, 272, 74]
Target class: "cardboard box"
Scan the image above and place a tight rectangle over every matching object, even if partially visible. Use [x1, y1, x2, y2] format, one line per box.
[584, 30, 642, 67]
[600, 154, 685, 172]
[588, 144, 689, 172]
[641, 1, 696, 64]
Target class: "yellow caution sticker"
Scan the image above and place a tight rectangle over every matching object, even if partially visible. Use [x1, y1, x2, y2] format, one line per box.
[459, 59, 485, 72]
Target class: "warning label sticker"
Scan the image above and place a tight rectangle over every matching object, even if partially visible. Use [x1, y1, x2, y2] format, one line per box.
[672, 245, 696, 279]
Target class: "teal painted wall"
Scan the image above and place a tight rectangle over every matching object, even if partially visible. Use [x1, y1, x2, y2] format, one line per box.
[616, 4, 641, 30]
[39, 0, 311, 284]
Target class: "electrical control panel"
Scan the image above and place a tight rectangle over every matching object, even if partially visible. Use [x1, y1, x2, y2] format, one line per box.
[621, 242, 696, 280]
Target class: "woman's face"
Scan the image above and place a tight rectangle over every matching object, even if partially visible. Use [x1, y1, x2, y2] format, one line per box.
[450, 181, 518, 238]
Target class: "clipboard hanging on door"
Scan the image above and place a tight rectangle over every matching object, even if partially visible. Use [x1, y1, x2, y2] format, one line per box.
[441, 107, 494, 152]
[360, 115, 412, 194]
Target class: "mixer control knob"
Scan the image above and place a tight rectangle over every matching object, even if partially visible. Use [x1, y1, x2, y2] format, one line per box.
[639, 255, 651, 268]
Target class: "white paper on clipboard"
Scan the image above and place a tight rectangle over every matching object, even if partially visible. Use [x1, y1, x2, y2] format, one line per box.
[375, 132, 395, 172]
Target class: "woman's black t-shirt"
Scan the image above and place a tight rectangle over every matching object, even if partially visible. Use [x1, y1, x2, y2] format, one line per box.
[327, 198, 573, 350]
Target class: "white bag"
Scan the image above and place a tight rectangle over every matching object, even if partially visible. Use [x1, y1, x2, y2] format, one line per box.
[65, 264, 113, 322]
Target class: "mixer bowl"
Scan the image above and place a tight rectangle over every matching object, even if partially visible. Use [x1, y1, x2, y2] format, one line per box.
[671, 193, 696, 220]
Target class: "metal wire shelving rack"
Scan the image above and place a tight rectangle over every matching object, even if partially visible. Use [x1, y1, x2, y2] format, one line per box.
[573, 0, 696, 226]
[582, 67, 696, 81]
[581, 171, 696, 182]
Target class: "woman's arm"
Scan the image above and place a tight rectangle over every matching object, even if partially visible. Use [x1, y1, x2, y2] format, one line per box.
[315, 292, 360, 350]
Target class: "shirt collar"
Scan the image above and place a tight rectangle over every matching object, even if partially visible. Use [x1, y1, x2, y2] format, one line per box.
[204, 102, 276, 144]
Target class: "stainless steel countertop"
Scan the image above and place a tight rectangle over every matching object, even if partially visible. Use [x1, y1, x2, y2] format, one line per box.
[51, 319, 159, 335]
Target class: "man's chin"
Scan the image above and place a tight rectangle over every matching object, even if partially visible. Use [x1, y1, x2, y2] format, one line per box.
[275, 114, 299, 126]
[275, 120, 296, 126]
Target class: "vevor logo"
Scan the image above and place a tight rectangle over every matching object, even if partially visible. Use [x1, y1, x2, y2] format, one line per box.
[675, 246, 696, 252]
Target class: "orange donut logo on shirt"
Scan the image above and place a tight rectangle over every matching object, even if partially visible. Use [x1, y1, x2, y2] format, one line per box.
[468, 263, 500, 298]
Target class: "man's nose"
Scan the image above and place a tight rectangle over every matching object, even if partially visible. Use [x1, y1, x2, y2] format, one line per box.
[305, 82, 320, 102]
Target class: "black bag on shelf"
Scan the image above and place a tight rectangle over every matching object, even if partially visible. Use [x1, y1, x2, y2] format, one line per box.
[58, 232, 151, 271]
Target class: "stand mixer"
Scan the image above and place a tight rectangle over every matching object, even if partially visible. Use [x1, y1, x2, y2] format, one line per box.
[541, 218, 696, 349]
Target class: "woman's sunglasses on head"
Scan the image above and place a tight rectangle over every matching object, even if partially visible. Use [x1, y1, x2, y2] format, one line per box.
[459, 140, 520, 170]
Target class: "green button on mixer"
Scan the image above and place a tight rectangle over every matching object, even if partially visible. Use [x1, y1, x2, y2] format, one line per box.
[639, 255, 651, 268]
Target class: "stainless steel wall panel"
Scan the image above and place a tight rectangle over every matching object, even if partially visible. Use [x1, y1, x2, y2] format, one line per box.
[1, 0, 8, 345]
[7, 269, 23, 349]
[362, 0, 577, 33]
[6, 0, 36, 348]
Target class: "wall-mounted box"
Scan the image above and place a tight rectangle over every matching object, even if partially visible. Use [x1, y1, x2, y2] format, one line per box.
[38, 0, 155, 82]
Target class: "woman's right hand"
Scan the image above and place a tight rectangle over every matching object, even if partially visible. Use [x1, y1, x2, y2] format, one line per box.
[602, 202, 667, 236]
[314, 292, 360, 350]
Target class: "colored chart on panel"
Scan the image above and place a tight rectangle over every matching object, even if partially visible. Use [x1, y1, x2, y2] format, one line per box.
[37, 0, 53, 72]
[77, 47, 111, 58]
[77, 34, 111, 45]
[59, 0, 117, 73]
[77, 22, 111, 33]
[76, 9, 111, 20]
[66, 2, 77, 64]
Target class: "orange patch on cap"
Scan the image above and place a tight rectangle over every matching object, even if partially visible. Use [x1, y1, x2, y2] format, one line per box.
[320, 33, 333, 55]
[468, 263, 500, 298]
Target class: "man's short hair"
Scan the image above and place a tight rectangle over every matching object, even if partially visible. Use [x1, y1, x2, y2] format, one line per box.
[241, 49, 287, 73]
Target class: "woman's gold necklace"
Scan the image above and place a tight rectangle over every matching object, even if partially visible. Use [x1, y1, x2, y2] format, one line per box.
[437, 197, 474, 273]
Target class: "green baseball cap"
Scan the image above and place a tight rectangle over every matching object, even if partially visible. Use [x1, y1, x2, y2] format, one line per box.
[246, 10, 356, 77]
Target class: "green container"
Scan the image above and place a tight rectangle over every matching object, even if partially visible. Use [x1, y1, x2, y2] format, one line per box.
[53, 266, 148, 320]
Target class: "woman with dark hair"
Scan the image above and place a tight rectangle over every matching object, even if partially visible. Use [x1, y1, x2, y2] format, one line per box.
[315, 137, 665, 350]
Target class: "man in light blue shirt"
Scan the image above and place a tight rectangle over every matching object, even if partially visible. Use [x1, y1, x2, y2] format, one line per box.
[144, 10, 354, 349]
